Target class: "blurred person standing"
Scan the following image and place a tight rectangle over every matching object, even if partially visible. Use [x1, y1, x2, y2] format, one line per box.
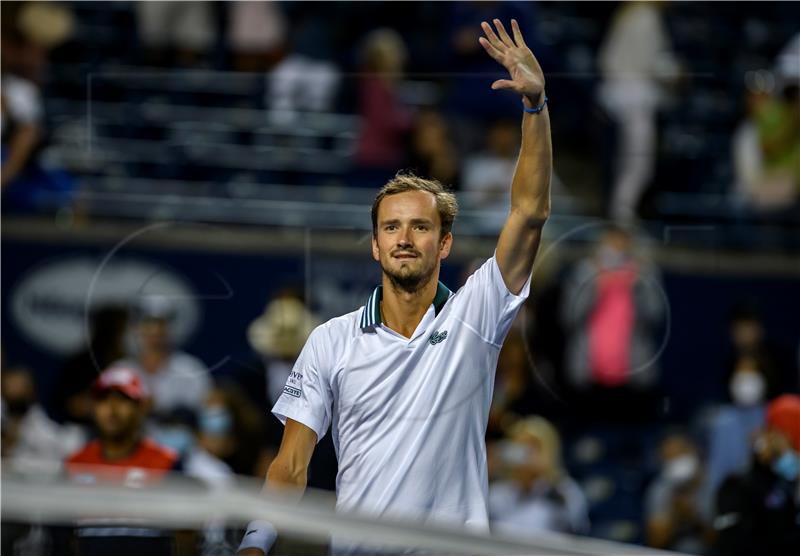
[136, 1, 216, 67]
[1, 365, 84, 474]
[732, 34, 800, 212]
[51, 304, 129, 425]
[461, 118, 520, 215]
[354, 28, 414, 186]
[560, 226, 664, 421]
[407, 109, 460, 188]
[1, 1, 75, 212]
[645, 433, 708, 553]
[120, 296, 211, 417]
[489, 416, 590, 536]
[713, 395, 800, 556]
[597, 1, 679, 223]
[227, 0, 287, 72]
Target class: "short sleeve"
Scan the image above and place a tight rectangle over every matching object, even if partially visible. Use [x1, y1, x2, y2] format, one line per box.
[2, 76, 43, 124]
[457, 254, 531, 346]
[271, 327, 333, 443]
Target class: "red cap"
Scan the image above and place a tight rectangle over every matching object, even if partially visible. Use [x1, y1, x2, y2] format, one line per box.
[767, 394, 800, 452]
[92, 366, 147, 401]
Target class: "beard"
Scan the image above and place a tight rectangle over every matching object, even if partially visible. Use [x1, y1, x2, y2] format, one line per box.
[381, 256, 436, 294]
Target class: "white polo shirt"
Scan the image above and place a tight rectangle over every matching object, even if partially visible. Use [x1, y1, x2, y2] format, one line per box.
[272, 255, 531, 531]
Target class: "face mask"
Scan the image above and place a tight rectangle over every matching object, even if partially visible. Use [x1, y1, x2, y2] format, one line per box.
[598, 246, 628, 269]
[153, 427, 194, 456]
[4, 398, 33, 417]
[664, 454, 699, 484]
[730, 371, 765, 407]
[499, 441, 534, 466]
[772, 451, 800, 482]
[200, 407, 233, 436]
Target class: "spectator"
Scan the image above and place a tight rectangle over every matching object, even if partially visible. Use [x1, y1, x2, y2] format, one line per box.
[597, 1, 679, 223]
[198, 384, 268, 478]
[732, 66, 800, 212]
[119, 296, 212, 417]
[52, 304, 129, 425]
[150, 407, 234, 489]
[488, 328, 538, 441]
[489, 416, 590, 536]
[64, 366, 184, 555]
[645, 433, 707, 553]
[227, 0, 287, 72]
[701, 355, 770, 519]
[136, 1, 215, 67]
[713, 395, 800, 556]
[560, 226, 664, 421]
[354, 28, 414, 186]
[1, 1, 75, 212]
[725, 303, 790, 398]
[65, 365, 179, 483]
[1, 365, 84, 474]
[407, 109, 460, 188]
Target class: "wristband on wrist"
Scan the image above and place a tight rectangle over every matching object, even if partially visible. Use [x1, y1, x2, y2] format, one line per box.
[237, 520, 277, 555]
[522, 95, 548, 114]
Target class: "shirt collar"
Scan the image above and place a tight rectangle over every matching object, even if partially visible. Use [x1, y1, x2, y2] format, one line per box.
[360, 281, 452, 331]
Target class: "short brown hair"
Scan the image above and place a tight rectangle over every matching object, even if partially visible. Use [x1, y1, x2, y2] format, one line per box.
[371, 171, 458, 238]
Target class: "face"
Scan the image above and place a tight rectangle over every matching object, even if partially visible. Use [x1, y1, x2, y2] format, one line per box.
[372, 191, 452, 293]
[137, 318, 170, 351]
[94, 391, 142, 443]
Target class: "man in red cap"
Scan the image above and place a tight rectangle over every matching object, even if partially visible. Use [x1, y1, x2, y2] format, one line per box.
[65, 365, 179, 485]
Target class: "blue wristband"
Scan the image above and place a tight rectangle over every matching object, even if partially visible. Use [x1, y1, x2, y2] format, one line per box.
[522, 95, 547, 114]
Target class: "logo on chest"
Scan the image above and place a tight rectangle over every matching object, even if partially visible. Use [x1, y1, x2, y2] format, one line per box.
[428, 330, 448, 345]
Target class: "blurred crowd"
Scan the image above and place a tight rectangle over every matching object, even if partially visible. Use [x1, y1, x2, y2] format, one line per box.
[1, 1, 798, 228]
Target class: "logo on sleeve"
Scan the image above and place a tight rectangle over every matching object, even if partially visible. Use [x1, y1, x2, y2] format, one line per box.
[428, 330, 448, 345]
[284, 371, 303, 398]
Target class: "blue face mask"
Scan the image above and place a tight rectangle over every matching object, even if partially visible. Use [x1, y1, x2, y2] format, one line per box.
[772, 450, 800, 482]
[200, 407, 233, 436]
[153, 427, 195, 456]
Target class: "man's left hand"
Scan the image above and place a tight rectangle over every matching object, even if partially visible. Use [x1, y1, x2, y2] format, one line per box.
[479, 19, 545, 106]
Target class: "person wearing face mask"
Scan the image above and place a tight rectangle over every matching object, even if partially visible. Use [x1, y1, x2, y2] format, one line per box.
[1, 365, 84, 473]
[644, 433, 708, 553]
[713, 396, 800, 556]
[700, 357, 771, 519]
[488, 416, 589, 537]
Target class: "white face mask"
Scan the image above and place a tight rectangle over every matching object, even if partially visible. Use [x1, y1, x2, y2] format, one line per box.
[664, 454, 699, 484]
[730, 371, 766, 407]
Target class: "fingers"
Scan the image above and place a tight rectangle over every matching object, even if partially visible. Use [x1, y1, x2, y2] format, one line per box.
[478, 36, 503, 61]
[481, 21, 504, 51]
[491, 79, 517, 91]
[493, 19, 515, 48]
[511, 19, 527, 47]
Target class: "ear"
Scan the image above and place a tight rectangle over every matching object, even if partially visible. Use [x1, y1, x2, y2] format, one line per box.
[371, 234, 380, 262]
[439, 232, 453, 261]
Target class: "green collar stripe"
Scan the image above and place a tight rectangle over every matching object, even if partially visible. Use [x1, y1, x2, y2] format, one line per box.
[360, 282, 452, 331]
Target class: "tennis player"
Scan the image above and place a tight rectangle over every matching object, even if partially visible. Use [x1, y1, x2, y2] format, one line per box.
[239, 19, 551, 555]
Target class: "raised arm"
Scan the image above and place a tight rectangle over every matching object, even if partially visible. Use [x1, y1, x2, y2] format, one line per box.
[479, 19, 552, 294]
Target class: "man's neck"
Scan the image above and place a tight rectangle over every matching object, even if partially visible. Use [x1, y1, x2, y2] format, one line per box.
[380, 274, 439, 338]
[102, 434, 141, 461]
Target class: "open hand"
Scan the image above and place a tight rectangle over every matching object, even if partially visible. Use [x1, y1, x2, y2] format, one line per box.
[479, 19, 545, 105]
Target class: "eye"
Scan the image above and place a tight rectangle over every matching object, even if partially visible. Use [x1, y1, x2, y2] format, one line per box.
[384, 224, 397, 232]
[413, 224, 429, 231]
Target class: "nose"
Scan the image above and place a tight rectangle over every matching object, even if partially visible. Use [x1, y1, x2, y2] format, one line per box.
[396, 226, 412, 248]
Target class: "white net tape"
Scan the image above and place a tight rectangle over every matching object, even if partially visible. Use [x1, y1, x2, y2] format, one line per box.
[2, 463, 687, 556]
